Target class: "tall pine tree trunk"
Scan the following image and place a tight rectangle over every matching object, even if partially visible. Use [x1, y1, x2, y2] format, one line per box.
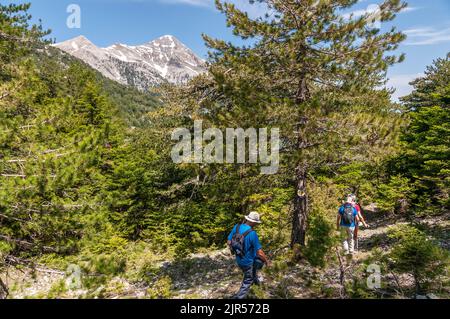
[291, 76, 310, 247]
[291, 165, 308, 246]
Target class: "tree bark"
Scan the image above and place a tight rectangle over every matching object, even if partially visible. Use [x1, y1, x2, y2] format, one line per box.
[291, 75, 310, 248]
[0, 277, 8, 299]
[291, 164, 308, 247]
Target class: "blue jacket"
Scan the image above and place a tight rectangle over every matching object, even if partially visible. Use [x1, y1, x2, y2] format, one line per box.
[228, 224, 262, 267]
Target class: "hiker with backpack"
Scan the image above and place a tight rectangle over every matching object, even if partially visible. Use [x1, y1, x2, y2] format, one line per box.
[337, 196, 360, 256]
[227, 211, 271, 299]
[348, 194, 369, 228]
[347, 194, 369, 251]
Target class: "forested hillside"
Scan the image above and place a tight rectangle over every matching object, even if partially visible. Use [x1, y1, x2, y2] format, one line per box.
[0, 2, 448, 299]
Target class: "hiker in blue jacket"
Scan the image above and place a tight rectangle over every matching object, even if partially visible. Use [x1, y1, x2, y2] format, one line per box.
[337, 196, 360, 256]
[227, 212, 271, 299]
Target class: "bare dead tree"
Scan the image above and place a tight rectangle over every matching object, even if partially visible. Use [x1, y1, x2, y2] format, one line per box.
[335, 248, 348, 299]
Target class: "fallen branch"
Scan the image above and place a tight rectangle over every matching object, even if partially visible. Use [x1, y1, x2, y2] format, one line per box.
[0, 235, 58, 253]
[34, 267, 65, 275]
[0, 213, 27, 222]
[1, 174, 57, 178]
[0, 174, 26, 178]
[4, 255, 64, 275]
[335, 247, 348, 299]
[390, 271, 405, 296]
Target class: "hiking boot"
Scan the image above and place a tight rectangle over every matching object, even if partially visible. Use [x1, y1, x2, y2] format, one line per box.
[254, 275, 264, 285]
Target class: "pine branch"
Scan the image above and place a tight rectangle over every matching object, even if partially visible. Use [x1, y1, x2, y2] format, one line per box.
[0, 213, 27, 222]
[1, 174, 57, 178]
[0, 235, 58, 253]
[0, 31, 36, 44]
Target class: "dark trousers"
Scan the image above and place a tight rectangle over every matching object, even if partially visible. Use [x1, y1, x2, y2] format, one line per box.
[234, 258, 264, 299]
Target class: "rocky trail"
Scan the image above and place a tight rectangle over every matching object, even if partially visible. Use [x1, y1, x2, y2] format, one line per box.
[2, 210, 448, 299]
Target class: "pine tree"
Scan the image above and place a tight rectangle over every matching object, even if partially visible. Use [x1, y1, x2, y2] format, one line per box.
[0, 4, 127, 260]
[196, 0, 406, 247]
[394, 54, 450, 213]
[0, 2, 49, 79]
[401, 53, 450, 110]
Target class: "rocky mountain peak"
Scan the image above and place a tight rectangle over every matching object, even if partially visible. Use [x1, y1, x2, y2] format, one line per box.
[54, 35, 206, 91]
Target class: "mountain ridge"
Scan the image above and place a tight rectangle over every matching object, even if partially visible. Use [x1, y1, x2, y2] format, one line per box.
[54, 35, 206, 90]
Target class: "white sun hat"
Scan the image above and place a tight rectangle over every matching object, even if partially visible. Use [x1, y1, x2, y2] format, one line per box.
[245, 211, 262, 224]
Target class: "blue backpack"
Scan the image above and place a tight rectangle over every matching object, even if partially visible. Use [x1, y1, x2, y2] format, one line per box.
[230, 224, 253, 257]
[342, 204, 355, 226]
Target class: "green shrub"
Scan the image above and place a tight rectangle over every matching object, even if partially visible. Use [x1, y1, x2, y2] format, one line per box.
[387, 224, 449, 294]
[46, 279, 68, 299]
[376, 175, 413, 214]
[146, 276, 173, 299]
[304, 209, 338, 267]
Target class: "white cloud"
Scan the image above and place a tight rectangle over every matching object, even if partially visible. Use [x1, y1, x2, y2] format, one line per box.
[157, 0, 212, 7]
[386, 73, 423, 101]
[342, 3, 419, 21]
[404, 27, 450, 45]
[342, 5, 378, 20]
[157, 0, 269, 18]
[231, 0, 269, 19]
[401, 6, 420, 13]
[341, 4, 383, 29]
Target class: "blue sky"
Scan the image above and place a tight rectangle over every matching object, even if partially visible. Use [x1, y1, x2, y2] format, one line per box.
[19, 0, 450, 100]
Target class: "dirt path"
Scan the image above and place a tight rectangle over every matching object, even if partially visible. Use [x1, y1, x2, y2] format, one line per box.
[3, 210, 448, 299]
